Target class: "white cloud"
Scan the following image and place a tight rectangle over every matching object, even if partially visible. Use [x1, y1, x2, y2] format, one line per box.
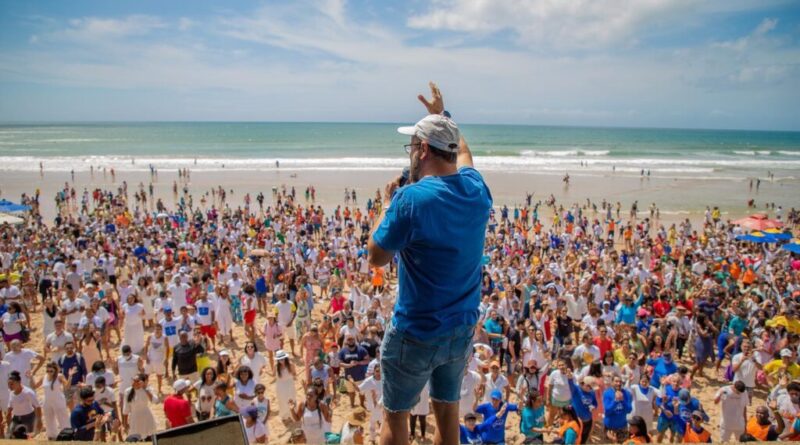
[407, 0, 697, 49]
[178, 17, 195, 31]
[62, 15, 166, 41]
[0, 1, 798, 129]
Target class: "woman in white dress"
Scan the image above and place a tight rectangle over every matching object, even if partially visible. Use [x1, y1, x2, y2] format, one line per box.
[144, 324, 167, 395]
[37, 362, 72, 439]
[121, 294, 145, 354]
[214, 285, 234, 342]
[137, 277, 156, 328]
[234, 365, 257, 411]
[123, 373, 157, 438]
[274, 350, 297, 421]
[240, 341, 268, 384]
[289, 387, 331, 445]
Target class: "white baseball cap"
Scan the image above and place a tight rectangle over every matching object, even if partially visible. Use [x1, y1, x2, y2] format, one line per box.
[172, 379, 190, 393]
[781, 348, 793, 358]
[398, 114, 460, 153]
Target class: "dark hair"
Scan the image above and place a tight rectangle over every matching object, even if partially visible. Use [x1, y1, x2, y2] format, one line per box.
[95, 376, 107, 386]
[8, 371, 21, 382]
[788, 382, 800, 393]
[428, 145, 457, 163]
[588, 361, 603, 378]
[560, 406, 578, 421]
[202, 366, 218, 384]
[80, 386, 95, 399]
[92, 360, 106, 372]
[126, 373, 148, 403]
[628, 415, 651, 442]
[236, 365, 253, 383]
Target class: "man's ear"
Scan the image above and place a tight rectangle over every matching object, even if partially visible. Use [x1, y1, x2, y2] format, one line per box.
[419, 141, 430, 160]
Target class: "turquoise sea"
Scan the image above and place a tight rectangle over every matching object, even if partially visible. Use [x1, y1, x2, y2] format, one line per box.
[1, 122, 799, 181]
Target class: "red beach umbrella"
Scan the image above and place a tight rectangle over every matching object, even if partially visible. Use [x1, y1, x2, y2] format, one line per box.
[732, 213, 784, 231]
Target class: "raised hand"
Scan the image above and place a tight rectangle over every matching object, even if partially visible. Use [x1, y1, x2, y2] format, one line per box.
[418, 82, 444, 115]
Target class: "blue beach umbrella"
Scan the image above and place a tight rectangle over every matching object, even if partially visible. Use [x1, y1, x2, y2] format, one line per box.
[761, 228, 793, 241]
[0, 199, 30, 213]
[735, 233, 771, 243]
[783, 243, 800, 254]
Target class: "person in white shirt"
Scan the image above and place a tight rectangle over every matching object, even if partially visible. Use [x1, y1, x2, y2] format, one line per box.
[5, 340, 44, 387]
[714, 380, 749, 441]
[194, 292, 217, 352]
[460, 368, 483, 418]
[60, 289, 86, 332]
[168, 276, 189, 312]
[242, 405, 267, 444]
[44, 319, 74, 362]
[274, 292, 297, 356]
[572, 332, 601, 369]
[358, 362, 383, 443]
[159, 308, 181, 350]
[7, 370, 42, 436]
[546, 360, 573, 426]
[482, 361, 508, 403]
[731, 339, 760, 396]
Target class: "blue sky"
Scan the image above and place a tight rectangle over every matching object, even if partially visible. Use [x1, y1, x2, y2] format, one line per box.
[0, 0, 799, 130]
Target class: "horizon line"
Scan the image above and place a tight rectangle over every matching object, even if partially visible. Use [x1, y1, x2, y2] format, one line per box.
[0, 120, 799, 134]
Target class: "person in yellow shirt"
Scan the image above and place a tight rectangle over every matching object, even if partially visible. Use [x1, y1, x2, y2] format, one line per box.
[764, 349, 800, 384]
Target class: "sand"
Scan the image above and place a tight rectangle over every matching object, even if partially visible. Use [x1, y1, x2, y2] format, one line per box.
[1, 167, 796, 225]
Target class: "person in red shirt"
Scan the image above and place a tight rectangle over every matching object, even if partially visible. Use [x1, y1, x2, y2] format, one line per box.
[653, 294, 671, 318]
[163, 379, 194, 429]
[594, 325, 614, 358]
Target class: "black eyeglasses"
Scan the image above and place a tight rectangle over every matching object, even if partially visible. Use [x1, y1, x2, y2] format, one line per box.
[403, 143, 421, 154]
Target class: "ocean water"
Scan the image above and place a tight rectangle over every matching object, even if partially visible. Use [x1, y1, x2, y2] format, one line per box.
[1, 122, 799, 181]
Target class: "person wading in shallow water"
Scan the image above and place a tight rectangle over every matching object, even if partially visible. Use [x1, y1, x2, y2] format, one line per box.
[369, 82, 492, 445]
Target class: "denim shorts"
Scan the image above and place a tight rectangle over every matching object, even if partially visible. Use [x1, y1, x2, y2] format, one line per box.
[380, 321, 474, 412]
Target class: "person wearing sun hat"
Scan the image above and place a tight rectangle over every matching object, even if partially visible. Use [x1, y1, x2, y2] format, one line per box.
[370, 83, 490, 445]
[340, 406, 368, 444]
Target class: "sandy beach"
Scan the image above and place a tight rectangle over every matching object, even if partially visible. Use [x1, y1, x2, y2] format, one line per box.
[2, 167, 796, 225]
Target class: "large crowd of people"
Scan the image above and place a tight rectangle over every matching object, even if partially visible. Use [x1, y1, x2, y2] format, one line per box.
[0, 173, 798, 444]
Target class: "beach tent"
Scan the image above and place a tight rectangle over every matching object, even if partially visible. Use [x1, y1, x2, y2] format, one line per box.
[0, 199, 30, 213]
[732, 213, 783, 231]
[0, 213, 24, 225]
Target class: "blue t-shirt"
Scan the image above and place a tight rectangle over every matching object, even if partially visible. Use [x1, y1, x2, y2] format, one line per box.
[71, 401, 104, 440]
[372, 167, 492, 338]
[338, 345, 369, 381]
[58, 353, 87, 386]
[647, 357, 678, 388]
[602, 388, 632, 429]
[475, 402, 518, 443]
[520, 405, 545, 440]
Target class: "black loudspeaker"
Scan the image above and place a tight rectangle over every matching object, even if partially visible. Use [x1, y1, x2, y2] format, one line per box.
[152, 415, 246, 445]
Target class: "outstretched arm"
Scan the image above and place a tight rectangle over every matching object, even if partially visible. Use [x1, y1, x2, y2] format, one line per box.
[418, 82, 474, 169]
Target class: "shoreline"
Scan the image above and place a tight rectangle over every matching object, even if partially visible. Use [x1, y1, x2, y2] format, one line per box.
[1, 168, 796, 225]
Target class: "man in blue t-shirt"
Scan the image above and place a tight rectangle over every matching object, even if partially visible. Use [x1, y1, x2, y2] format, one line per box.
[369, 83, 492, 445]
[474, 390, 518, 444]
[647, 351, 678, 388]
[71, 387, 108, 441]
